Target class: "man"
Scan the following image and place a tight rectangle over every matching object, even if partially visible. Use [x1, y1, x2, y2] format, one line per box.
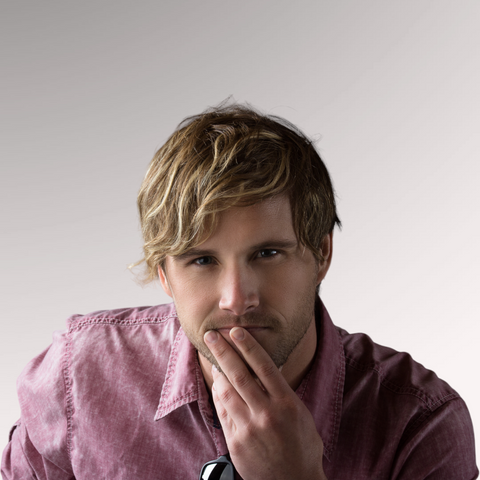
[2, 103, 477, 479]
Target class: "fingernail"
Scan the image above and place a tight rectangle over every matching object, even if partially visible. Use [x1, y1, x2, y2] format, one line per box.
[231, 327, 245, 341]
[205, 330, 218, 344]
[212, 364, 219, 375]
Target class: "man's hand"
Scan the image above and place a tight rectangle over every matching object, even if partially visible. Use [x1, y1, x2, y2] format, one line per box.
[204, 327, 328, 480]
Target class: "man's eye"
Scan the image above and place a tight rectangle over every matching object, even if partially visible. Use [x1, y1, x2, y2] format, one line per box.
[193, 256, 213, 266]
[257, 249, 278, 258]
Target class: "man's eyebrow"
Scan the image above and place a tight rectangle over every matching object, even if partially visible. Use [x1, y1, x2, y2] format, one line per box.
[173, 248, 216, 261]
[249, 239, 298, 251]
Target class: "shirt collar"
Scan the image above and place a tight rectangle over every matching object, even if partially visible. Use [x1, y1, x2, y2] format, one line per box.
[154, 326, 205, 420]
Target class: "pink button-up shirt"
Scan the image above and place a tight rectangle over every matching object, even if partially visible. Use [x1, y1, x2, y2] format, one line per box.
[2, 301, 478, 479]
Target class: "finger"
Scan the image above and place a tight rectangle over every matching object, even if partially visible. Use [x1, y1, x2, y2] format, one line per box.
[228, 327, 289, 398]
[205, 330, 268, 411]
[211, 366, 237, 436]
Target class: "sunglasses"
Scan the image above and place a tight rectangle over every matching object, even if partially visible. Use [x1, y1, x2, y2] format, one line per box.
[199, 454, 236, 480]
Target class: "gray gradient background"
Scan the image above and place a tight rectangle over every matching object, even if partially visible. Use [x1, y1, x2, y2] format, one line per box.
[1, 0, 479, 460]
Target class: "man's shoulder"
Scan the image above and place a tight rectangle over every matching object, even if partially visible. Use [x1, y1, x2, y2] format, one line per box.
[14, 302, 189, 472]
[327, 326, 477, 478]
[337, 327, 459, 411]
[19, 302, 182, 395]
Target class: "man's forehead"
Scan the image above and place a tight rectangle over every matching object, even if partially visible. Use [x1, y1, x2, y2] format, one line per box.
[170, 197, 297, 258]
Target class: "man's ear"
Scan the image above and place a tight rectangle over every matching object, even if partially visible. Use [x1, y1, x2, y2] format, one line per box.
[158, 265, 173, 298]
[316, 232, 333, 285]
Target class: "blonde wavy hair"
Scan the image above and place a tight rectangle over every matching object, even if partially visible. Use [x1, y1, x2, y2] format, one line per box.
[136, 102, 340, 283]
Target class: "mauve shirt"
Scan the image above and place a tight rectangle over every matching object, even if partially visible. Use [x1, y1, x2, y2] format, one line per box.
[2, 301, 478, 479]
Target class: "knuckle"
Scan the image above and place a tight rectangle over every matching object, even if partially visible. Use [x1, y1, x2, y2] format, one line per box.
[258, 408, 276, 428]
[213, 343, 229, 360]
[218, 405, 230, 422]
[257, 399, 300, 428]
[243, 420, 259, 438]
[219, 386, 234, 404]
[256, 361, 277, 379]
[282, 397, 300, 414]
[229, 438, 247, 457]
[230, 368, 251, 389]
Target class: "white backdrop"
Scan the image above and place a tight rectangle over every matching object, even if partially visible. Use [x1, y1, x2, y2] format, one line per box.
[1, 0, 479, 462]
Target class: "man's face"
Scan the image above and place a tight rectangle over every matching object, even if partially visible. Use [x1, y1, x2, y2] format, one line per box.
[159, 195, 331, 371]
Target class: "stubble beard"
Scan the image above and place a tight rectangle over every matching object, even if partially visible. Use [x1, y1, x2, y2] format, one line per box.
[179, 289, 317, 373]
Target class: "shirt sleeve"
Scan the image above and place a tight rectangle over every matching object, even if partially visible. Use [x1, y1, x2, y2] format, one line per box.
[392, 397, 478, 480]
[1, 331, 75, 480]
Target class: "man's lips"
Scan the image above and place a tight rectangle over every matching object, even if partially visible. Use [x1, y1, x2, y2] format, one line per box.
[217, 326, 268, 333]
[215, 326, 270, 341]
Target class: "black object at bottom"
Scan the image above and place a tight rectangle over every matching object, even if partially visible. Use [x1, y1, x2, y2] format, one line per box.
[199, 454, 235, 480]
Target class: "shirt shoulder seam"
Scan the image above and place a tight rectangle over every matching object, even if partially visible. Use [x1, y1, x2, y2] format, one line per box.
[344, 354, 458, 410]
[67, 313, 177, 332]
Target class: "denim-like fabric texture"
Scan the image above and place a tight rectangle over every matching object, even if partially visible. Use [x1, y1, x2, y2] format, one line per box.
[2, 301, 478, 479]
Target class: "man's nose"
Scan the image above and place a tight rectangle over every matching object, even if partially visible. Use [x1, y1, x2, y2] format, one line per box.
[218, 264, 260, 316]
